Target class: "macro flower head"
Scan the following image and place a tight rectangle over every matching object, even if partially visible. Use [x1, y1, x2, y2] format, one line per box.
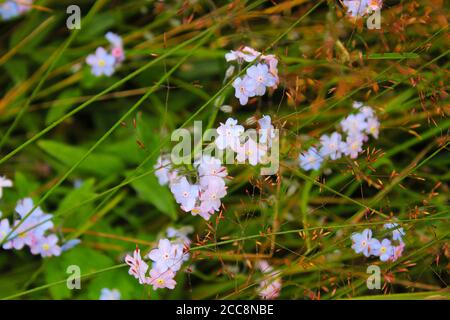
[342, 134, 364, 159]
[232, 76, 256, 105]
[125, 247, 149, 285]
[148, 239, 184, 273]
[319, 132, 344, 160]
[246, 63, 277, 96]
[30, 234, 61, 258]
[235, 138, 267, 166]
[170, 177, 200, 212]
[372, 238, 394, 262]
[147, 268, 177, 290]
[351, 229, 375, 257]
[215, 117, 245, 151]
[199, 178, 227, 212]
[258, 115, 276, 146]
[384, 223, 405, 242]
[299, 147, 323, 171]
[86, 47, 116, 77]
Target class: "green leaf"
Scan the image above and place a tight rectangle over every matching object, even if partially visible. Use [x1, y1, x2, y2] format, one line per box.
[38, 140, 125, 177]
[44, 247, 114, 299]
[130, 172, 177, 220]
[46, 88, 81, 125]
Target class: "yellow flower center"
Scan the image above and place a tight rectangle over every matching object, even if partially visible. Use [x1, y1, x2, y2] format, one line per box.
[42, 243, 50, 251]
[98, 59, 106, 67]
[157, 278, 165, 285]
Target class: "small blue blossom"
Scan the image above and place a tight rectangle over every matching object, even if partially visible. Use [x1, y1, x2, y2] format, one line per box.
[319, 132, 345, 160]
[371, 238, 394, 262]
[232, 75, 256, 105]
[86, 47, 116, 77]
[246, 63, 277, 96]
[100, 288, 121, 300]
[0, 1, 20, 21]
[61, 239, 81, 252]
[299, 147, 323, 171]
[384, 223, 405, 242]
[351, 228, 375, 257]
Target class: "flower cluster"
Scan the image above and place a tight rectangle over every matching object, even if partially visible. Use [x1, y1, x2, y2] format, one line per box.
[343, 0, 383, 18]
[86, 32, 125, 77]
[99, 288, 121, 300]
[216, 116, 276, 166]
[125, 229, 191, 291]
[155, 155, 228, 221]
[351, 223, 406, 262]
[0, 0, 32, 21]
[226, 46, 279, 105]
[299, 101, 380, 171]
[256, 260, 282, 300]
[0, 198, 61, 258]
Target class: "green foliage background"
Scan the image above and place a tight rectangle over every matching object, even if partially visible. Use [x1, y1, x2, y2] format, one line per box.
[0, 0, 448, 299]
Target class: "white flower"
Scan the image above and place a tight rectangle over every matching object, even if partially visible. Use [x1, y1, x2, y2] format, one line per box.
[170, 177, 200, 212]
[236, 138, 267, 166]
[319, 132, 344, 160]
[365, 117, 380, 139]
[340, 113, 368, 136]
[215, 118, 244, 151]
[246, 63, 277, 96]
[298, 147, 323, 171]
[342, 134, 364, 159]
[0, 176, 12, 199]
[199, 179, 227, 212]
[148, 239, 184, 273]
[232, 76, 257, 105]
[258, 115, 276, 146]
[154, 156, 175, 186]
[195, 156, 227, 183]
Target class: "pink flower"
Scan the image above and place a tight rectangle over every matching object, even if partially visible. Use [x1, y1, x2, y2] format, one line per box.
[147, 268, 177, 290]
[199, 179, 227, 212]
[235, 138, 267, 166]
[30, 234, 61, 258]
[125, 247, 149, 284]
[148, 239, 184, 273]
[259, 278, 282, 300]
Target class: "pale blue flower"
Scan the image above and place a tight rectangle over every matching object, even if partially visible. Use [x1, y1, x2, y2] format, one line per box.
[30, 234, 61, 258]
[340, 113, 368, 136]
[343, 0, 369, 17]
[100, 288, 121, 300]
[232, 75, 256, 105]
[61, 239, 81, 252]
[342, 133, 364, 159]
[170, 177, 199, 212]
[86, 47, 116, 77]
[319, 132, 345, 160]
[0, 1, 20, 20]
[246, 63, 277, 96]
[371, 238, 394, 262]
[384, 223, 405, 242]
[148, 239, 184, 273]
[351, 228, 376, 257]
[298, 147, 323, 171]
